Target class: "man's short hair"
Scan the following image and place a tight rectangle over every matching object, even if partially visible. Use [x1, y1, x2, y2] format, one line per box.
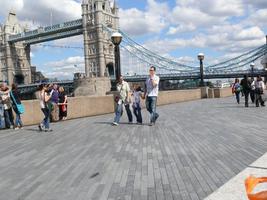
[150, 66, 156, 71]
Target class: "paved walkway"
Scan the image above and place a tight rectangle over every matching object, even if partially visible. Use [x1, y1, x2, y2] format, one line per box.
[1, 97, 267, 200]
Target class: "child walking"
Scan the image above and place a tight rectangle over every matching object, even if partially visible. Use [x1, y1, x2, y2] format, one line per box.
[132, 84, 143, 124]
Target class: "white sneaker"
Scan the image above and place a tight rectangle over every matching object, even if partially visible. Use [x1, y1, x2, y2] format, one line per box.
[112, 122, 119, 126]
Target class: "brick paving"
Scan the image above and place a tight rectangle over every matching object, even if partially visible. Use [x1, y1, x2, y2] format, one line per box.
[1, 97, 267, 200]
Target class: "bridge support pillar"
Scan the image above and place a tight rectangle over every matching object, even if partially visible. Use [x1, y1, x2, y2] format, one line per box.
[74, 75, 111, 96]
[0, 12, 32, 85]
[200, 87, 209, 98]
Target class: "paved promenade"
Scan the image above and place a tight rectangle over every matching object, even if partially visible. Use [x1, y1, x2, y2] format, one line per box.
[1, 97, 267, 200]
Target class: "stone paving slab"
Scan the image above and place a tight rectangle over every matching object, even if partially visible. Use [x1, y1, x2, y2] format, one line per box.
[1, 97, 267, 200]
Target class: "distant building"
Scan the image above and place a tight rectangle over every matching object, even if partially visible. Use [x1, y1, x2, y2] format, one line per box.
[31, 66, 47, 83]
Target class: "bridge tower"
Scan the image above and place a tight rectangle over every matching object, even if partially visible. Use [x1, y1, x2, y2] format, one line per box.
[75, 0, 119, 96]
[0, 12, 31, 85]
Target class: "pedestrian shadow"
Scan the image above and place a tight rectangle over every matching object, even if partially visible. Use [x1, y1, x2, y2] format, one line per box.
[94, 121, 151, 126]
[23, 128, 42, 133]
[215, 105, 257, 109]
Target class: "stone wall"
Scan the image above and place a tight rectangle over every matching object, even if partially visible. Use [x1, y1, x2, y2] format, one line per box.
[213, 88, 233, 98]
[21, 95, 115, 126]
[157, 89, 201, 106]
[21, 89, 201, 126]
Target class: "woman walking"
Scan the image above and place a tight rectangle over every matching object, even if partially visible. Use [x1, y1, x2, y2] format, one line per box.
[10, 83, 24, 130]
[232, 78, 241, 104]
[37, 84, 52, 132]
[58, 87, 68, 120]
[252, 75, 265, 107]
[0, 83, 14, 129]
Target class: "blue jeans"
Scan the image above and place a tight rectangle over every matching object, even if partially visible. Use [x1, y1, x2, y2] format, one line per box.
[4, 108, 14, 128]
[235, 92, 240, 104]
[146, 96, 159, 123]
[41, 108, 50, 129]
[0, 105, 5, 128]
[132, 103, 142, 123]
[15, 112, 23, 127]
[114, 103, 133, 123]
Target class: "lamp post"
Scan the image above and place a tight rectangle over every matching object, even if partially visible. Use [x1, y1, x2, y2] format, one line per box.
[111, 32, 122, 91]
[198, 53, 205, 87]
[250, 62, 255, 78]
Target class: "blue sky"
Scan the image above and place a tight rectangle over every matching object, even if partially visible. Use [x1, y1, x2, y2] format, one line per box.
[0, 0, 267, 79]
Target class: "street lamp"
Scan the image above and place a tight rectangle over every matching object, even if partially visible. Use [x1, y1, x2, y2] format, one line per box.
[250, 62, 255, 78]
[111, 32, 122, 90]
[198, 53, 205, 87]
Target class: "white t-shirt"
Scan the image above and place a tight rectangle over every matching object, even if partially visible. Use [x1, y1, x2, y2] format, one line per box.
[37, 91, 46, 109]
[132, 91, 142, 106]
[145, 75, 160, 97]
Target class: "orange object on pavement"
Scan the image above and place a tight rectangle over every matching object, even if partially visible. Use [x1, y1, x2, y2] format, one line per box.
[245, 175, 267, 200]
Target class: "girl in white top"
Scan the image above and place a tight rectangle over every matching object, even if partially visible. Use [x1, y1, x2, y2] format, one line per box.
[37, 84, 52, 132]
[132, 84, 143, 124]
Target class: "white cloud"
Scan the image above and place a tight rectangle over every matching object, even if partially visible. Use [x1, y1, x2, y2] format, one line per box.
[167, 24, 196, 35]
[119, 0, 169, 35]
[177, 0, 244, 17]
[245, 9, 267, 28]
[43, 56, 84, 79]
[245, 0, 267, 8]
[234, 26, 265, 41]
[0, 0, 81, 26]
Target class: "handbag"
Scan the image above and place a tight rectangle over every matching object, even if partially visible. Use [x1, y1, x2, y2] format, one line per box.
[10, 91, 25, 114]
[114, 84, 123, 103]
[62, 105, 67, 112]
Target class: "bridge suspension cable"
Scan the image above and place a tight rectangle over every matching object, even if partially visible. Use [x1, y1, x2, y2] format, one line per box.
[206, 44, 267, 70]
[120, 31, 197, 70]
[102, 24, 198, 73]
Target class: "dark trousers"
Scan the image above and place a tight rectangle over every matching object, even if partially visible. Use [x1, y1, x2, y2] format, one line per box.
[124, 104, 133, 123]
[114, 103, 133, 123]
[244, 90, 250, 107]
[132, 103, 142, 123]
[235, 92, 240, 104]
[255, 93, 265, 107]
[4, 108, 14, 128]
[250, 90, 255, 103]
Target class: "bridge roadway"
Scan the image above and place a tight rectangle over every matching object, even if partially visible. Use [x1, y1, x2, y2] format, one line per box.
[0, 97, 267, 200]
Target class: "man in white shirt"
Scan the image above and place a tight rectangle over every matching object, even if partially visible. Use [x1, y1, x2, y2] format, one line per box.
[144, 66, 160, 126]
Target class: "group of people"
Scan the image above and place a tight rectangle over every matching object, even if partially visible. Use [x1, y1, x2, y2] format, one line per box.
[112, 66, 160, 126]
[232, 75, 265, 107]
[0, 83, 24, 130]
[0, 82, 68, 132]
[36, 84, 68, 132]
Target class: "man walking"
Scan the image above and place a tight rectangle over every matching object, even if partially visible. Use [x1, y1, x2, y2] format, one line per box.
[240, 75, 251, 107]
[112, 76, 133, 126]
[144, 66, 160, 126]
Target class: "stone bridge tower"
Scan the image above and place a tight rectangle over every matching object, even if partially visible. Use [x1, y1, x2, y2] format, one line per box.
[75, 0, 119, 96]
[0, 12, 31, 85]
